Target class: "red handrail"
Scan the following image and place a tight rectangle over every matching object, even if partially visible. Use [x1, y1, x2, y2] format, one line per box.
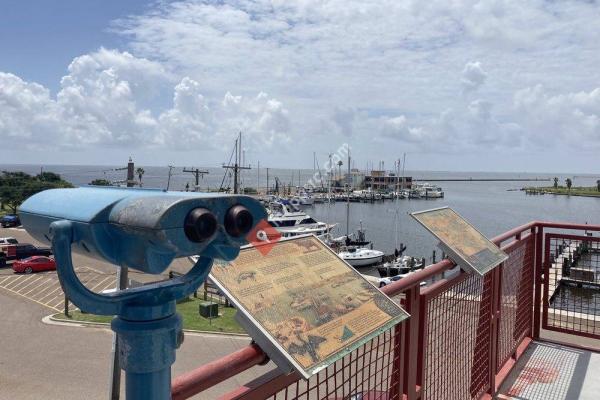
[172, 343, 267, 400]
[170, 220, 599, 399]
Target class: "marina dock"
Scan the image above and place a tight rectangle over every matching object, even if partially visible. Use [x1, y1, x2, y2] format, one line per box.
[547, 240, 600, 334]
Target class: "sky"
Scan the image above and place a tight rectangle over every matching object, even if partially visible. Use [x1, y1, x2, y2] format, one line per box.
[0, 0, 599, 173]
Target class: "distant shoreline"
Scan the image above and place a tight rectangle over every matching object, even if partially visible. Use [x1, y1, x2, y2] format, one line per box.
[524, 187, 600, 198]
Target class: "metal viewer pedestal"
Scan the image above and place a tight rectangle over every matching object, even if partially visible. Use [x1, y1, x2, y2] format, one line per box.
[50, 220, 212, 400]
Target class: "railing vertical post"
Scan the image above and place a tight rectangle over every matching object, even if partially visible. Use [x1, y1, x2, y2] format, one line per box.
[402, 287, 421, 400]
[488, 262, 502, 395]
[389, 323, 405, 400]
[533, 225, 543, 339]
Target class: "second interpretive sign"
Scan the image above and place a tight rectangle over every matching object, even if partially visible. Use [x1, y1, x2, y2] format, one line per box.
[209, 235, 409, 379]
[411, 207, 507, 276]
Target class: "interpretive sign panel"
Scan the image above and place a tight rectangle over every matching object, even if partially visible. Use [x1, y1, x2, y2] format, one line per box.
[209, 235, 409, 379]
[411, 207, 507, 276]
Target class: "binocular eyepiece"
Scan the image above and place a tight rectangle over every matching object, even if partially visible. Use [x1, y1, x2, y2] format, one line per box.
[19, 187, 266, 274]
[184, 205, 254, 243]
[224, 205, 254, 237]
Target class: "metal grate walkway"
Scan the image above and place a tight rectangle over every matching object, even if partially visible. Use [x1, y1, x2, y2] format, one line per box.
[497, 341, 600, 400]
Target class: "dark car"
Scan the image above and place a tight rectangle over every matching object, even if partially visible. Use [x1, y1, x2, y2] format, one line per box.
[1, 215, 21, 228]
[11, 244, 53, 260]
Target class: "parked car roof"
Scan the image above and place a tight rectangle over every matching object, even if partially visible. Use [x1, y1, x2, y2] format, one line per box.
[19, 256, 48, 261]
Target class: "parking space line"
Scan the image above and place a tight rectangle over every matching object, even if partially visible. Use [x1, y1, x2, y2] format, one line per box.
[40, 292, 64, 308]
[100, 280, 117, 293]
[11, 276, 43, 292]
[2, 275, 25, 290]
[22, 277, 56, 297]
[5, 275, 36, 290]
[31, 279, 61, 299]
[0, 266, 116, 313]
[16, 275, 46, 294]
[49, 297, 68, 310]
[44, 298, 64, 310]
[78, 265, 108, 275]
[0, 283, 60, 311]
[38, 285, 64, 303]
[81, 273, 105, 289]
[0, 275, 14, 285]
[89, 276, 114, 292]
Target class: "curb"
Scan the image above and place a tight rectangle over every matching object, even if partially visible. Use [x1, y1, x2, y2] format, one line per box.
[44, 314, 250, 338]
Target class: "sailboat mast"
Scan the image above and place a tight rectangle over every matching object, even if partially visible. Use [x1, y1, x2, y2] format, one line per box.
[346, 148, 351, 236]
[401, 152, 406, 190]
[233, 137, 239, 194]
[327, 153, 332, 233]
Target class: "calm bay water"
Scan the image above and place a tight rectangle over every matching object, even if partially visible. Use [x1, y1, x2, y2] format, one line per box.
[2, 164, 599, 261]
[310, 178, 600, 262]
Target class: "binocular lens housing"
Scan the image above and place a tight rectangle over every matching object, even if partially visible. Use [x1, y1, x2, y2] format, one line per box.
[19, 187, 268, 274]
[184, 208, 218, 243]
[184, 205, 253, 242]
[225, 205, 254, 237]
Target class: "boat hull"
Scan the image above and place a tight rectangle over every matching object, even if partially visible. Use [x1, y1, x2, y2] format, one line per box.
[342, 254, 383, 267]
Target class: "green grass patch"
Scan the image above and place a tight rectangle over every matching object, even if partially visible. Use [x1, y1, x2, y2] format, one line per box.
[54, 297, 246, 334]
[525, 186, 600, 197]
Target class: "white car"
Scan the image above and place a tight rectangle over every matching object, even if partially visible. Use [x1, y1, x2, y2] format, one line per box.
[0, 237, 18, 245]
[378, 273, 427, 288]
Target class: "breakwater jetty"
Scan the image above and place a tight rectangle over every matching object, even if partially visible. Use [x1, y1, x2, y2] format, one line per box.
[418, 177, 550, 182]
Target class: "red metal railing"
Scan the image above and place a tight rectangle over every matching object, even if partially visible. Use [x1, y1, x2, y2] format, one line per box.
[542, 233, 600, 339]
[172, 221, 600, 400]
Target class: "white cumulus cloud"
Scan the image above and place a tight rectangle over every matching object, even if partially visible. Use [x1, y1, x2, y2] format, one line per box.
[461, 61, 487, 93]
[2, 0, 600, 169]
[514, 85, 600, 147]
[0, 49, 292, 152]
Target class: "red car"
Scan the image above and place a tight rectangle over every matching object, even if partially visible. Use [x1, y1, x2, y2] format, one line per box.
[12, 256, 56, 274]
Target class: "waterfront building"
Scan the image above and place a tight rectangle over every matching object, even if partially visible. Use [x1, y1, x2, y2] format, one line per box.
[364, 170, 412, 190]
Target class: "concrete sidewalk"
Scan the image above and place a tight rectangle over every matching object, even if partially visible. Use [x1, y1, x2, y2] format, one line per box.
[0, 289, 272, 399]
[0, 228, 271, 399]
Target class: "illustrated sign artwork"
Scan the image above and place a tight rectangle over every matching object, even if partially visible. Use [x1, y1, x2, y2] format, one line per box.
[411, 207, 508, 276]
[209, 235, 409, 379]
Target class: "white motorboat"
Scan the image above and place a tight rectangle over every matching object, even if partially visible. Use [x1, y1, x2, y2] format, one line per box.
[378, 255, 424, 277]
[267, 200, 335, 238]
[338, 246, 384, 267]
[383, 255, 423, 270]
[415, 183, 444, 198]
[312, 194, 327, 203]
[292, 191, 315, 205]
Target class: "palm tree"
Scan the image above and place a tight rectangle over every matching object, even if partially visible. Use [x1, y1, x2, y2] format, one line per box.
[136, 167, 145, 187]
[565, 178, 572, 193]
[553, 177, 558, 189]
[337, 160, 343, 189]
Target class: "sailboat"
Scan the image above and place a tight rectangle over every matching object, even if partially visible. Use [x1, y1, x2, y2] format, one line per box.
[332, 149, 384, 267]
[376, 192, 424, 277]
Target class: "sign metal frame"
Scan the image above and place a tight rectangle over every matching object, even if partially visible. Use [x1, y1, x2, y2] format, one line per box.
[208, 234, 409, 379]
[411, 206, 508, 276]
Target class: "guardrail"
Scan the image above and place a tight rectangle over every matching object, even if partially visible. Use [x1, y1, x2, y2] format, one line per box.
[171, 221, 600, 400]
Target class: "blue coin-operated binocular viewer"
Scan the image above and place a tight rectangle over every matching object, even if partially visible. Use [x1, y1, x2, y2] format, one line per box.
[20, 187, 266, 400]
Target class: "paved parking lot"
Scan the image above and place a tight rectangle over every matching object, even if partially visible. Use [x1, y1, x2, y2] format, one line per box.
[0, 226, 169, 312]
[0, 227, 271, 400]
[0, 266, 116, 312]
